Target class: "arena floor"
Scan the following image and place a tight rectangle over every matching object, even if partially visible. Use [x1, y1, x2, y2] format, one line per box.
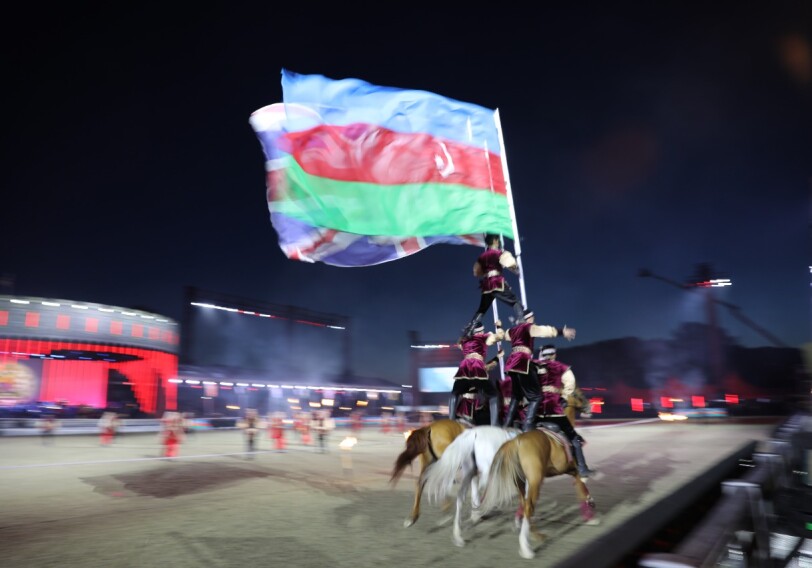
[0, 419, 779, 568]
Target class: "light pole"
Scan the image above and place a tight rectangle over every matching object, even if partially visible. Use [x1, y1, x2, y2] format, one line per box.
[640, 263, 787, 388]
[639, 265, 785, 347]
[689, 263, 728, 385]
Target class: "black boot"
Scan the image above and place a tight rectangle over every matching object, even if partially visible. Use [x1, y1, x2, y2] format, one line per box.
[448, 395, 459, 420]
[571, 435, 595, 479]
[461, 313, 484, 337]
[522, 399, 540, 432]
[512, 302, 524, 322]
[488, 397, 499, 426]
[502, 399, 519, 429]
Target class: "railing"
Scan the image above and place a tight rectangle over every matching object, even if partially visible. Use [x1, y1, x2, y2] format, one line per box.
[639, 413, 811, 568]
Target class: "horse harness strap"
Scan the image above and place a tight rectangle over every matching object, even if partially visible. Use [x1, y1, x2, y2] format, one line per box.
[427, 428, 439, 462]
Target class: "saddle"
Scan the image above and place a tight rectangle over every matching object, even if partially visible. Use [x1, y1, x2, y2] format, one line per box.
[535, 422, 574, 463]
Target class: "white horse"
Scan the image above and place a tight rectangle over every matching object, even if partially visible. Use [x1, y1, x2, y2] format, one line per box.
[421, 425, 520, 547]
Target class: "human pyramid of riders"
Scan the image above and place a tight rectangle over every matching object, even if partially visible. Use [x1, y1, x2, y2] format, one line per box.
[450, 233, 596, 479]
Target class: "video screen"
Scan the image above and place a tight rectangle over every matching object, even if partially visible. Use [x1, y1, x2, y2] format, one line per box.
[418, 367, 457, 393]
[0, 358, 42, 406]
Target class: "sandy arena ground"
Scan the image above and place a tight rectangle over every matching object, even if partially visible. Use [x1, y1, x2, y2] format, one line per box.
[0, 420, 778, 568]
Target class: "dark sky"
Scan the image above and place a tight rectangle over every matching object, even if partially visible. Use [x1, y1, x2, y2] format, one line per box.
[3, 4, 811, 385]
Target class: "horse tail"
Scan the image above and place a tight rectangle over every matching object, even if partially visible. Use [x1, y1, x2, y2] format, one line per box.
[390, 426, 430, 485]
[422, 428, 479, 506]
[479, 437, 523, 514]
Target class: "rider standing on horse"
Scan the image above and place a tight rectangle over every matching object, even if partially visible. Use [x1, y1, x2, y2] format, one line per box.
[534, 344, 596, 479]
[502, 309, 576, 432]
[449, 320, 505, 425]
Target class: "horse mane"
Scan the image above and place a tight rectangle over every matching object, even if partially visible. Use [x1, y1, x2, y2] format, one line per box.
[571, 387, 588, 409]
[390, 425, 430, 485]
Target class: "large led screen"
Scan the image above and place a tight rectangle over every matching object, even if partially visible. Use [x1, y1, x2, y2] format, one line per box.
[418, 367, 457, 393]
[0, 359, 42, 406]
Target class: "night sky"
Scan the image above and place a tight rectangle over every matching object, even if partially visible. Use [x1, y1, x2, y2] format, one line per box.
[3, 4, 811, 385]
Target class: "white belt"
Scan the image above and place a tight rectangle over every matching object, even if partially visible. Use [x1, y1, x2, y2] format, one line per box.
[511, 346, 532, 355]
[542, 385, 561, 394]
[464, 353, 484, 360]
[486, 270, 501, 277]
[461, 393, 476, 399]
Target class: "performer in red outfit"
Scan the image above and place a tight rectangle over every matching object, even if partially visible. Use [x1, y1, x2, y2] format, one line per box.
[349, 410, 363, 438]
[160, 411, 185, 458]
[98, 412, 119, 446]
[502, 310, 576, 431]
[534, 345, 596, 479]
[449, 320, 505, 425]
[461, 234, 524, 337]
[269, 412, 286, 451]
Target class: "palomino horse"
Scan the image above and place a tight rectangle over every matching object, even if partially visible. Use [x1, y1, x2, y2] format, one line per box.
[421, 425, 521, 547]
[390, 418, 467, 527]
[479, 428, 598, 559]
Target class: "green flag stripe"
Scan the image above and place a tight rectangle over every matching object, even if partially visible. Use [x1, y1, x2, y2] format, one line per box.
[270, 160, 514, 238]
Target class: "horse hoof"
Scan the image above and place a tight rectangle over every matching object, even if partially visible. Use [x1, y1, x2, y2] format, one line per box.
[519, 547, 536, 560]
[580, 500, 597, 522]
[453, 536, 466, 548]
[403, 518, 415, 528]
[585, 517, 601, 526]
[470, 512, 483, 524]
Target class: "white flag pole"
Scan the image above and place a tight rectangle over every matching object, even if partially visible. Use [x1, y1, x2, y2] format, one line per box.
[494, 108, 527, 309]
[491, 109, 526, 389]
[491, 301, 506, 383]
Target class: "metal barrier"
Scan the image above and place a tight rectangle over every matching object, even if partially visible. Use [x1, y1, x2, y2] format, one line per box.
[639, 413, 811, 568]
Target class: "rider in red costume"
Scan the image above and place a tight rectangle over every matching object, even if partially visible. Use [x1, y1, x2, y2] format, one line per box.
[461, 234, 524, 337]
[534, 345, 596, 479]
[449, 320, 504, 425]
[502, 310, 576, 432]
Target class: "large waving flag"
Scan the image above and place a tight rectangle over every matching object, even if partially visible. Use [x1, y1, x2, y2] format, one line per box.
[249, 69, 513, 266]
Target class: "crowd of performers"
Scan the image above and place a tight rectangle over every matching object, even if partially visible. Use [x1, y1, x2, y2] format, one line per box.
[451, 234, 596, 479]
[35, 407, 347, 457]
[240, 409, 338, 454]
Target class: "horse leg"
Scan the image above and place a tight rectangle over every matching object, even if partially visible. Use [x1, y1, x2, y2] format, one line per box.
[453, 469, 476, 546]
[518, 481, 537, 559]
[404, 454, 430, 528]
[513, 479, 527, 531]
[453, 488, 467, 547]
[519, 473, 545, 559]
[469, 475, 483, 524]
[573, 475, 599, 525]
